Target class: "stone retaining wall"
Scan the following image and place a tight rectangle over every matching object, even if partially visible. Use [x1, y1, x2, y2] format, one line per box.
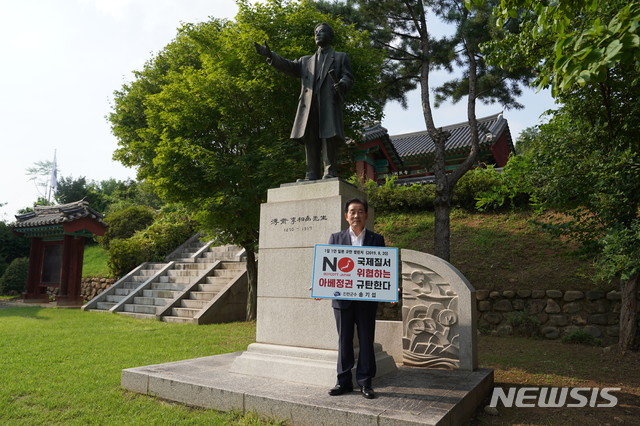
[477, 289, 640, 344]
[45, 277, 117, 302]
[81, 277, 117, 302]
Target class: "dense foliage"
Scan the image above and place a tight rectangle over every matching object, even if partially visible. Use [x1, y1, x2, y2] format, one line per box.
[107, 210, 197, 277]
[98, 205, 156, 249]
[351, 169, 508, 214]
[0, 258, 29, 296]
[0, 222, 30, 277]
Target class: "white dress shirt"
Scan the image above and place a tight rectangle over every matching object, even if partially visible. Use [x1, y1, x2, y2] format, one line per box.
[349, 227, 366, 247]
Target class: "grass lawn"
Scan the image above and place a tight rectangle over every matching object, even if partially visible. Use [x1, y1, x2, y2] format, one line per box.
[1, 305, 638, 425]
[82, 244, 111, 278]
[0, 306, 271, 425]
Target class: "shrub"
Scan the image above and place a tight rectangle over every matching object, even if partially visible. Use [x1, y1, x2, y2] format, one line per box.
[505, 311, 541, 337]
[108, 238, 151, 277]
[108, 211, 196, 277]
[561, 330, 602, 346]
[352, 176, 435, 213]
[98, 205, 156, 249]
[0, 257, 29, 295]
[453, 167, 503, 210]
[475, 158, 533, 211]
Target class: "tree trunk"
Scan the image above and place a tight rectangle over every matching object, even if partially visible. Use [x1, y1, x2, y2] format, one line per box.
[618, 273, 638, 351]
[244, 248, 258, 321]
[433, 189, 451, 262]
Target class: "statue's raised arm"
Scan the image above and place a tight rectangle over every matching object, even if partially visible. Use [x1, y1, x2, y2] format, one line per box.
[253, 40, 272, 60]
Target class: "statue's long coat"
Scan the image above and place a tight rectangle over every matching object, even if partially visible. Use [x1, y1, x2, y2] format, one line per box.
[268, 47, 354, 141]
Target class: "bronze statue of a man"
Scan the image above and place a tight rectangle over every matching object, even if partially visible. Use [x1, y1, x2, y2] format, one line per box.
[255, 23, 354, 181]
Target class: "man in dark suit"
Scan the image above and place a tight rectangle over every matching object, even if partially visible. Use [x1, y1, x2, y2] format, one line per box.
[327, 198, 385, 399]
[254, 23, 354, 181]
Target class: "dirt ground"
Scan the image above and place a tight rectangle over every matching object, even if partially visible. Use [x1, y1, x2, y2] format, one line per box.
[473, 337, 640, 425]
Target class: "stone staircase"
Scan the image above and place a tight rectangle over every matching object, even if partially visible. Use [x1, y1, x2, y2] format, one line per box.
[160, 260, 246, 323]
[82, 237, 248, 324]
[93, 263, 166, 311]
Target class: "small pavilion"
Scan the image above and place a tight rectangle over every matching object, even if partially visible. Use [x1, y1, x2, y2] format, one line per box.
[13, 201, 107, 306]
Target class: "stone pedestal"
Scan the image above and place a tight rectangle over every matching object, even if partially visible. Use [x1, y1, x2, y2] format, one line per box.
[230, 179, 398, 386]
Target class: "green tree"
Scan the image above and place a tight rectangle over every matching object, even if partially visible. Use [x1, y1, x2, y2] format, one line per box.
[55, 176, 107, 211]
[489, 0, 640, 96]
[488, 0, 640, 350]
[320, 0, 530, 261]
[109, 0, 384, 320]
[98, 205, 157, 249]
[0, 222, 30, 277]
[0, 257, 29, 296]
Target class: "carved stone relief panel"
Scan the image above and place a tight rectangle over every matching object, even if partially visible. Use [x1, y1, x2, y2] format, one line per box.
[402, 261, 460, 369]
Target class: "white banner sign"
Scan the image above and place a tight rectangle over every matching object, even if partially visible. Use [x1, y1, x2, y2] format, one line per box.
[311, 244, 399, 302]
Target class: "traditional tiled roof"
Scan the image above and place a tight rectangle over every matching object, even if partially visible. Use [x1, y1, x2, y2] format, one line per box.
[358, 123, 404, 168]
[390, 113, 512, 161]
[14, 200, 106, 229]
[360, 122, 389, 142]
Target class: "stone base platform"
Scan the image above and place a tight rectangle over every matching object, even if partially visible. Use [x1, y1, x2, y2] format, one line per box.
[122, 352, 493, 425]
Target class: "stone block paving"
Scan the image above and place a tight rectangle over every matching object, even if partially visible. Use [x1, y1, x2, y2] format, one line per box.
[122, 352, 493, 425]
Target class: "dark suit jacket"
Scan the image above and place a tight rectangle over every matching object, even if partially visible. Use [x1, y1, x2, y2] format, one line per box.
[328, 228, 385, 309]
[268, 47, 354, 141]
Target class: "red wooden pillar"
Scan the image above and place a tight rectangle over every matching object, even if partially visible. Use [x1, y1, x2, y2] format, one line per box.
[23, 238, 48, 302]
[56, 235, 85, 306]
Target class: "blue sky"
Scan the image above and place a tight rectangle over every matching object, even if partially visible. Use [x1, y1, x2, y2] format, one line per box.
[0, 0, 555, 221]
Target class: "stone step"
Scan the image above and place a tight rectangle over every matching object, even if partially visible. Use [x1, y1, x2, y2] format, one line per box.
[181, 299, 208, 309]
[173, 262, 208, 270]
[121, 282, 141, 290]
[139, 269, 161, 276]
[173, 257, 197, 264]
[117, 311, 157, 320]
[143, 289, 180, 299]
[195, 257, 230, 263]
[157, 275, 194, 284]
[151, 282, 187, 291]
[166, 270, 202, 277]
[209, 245, 239, 252]
[199, 283, 226, 292]
[124, 304, 158, 315]
[133, 296, 172, 306]
[171, 307, 200, 318]
[200, 252, 237, 260]
[205, 276, 231, 285]
[219, 262, 245, 270]
[114, 288, 133, 296]
[130, 275, 151, 282]
[212, 269, 240, 278]
[190, 291, 217, 301]
[106, 295, 126, 303]
[161, 316, 193, 324]
[96, 302, 116, 310]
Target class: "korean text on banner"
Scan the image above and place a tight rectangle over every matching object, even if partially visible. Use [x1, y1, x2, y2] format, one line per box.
[311, 244, 399, 302]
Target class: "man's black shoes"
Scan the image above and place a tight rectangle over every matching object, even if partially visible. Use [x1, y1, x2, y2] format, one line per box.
[328, 384, 353, 396]
[361, 386, 376, 399]
[328, 384, 376, 399]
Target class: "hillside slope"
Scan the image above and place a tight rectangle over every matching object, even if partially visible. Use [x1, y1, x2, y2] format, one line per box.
[375, 210, 613, 292]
